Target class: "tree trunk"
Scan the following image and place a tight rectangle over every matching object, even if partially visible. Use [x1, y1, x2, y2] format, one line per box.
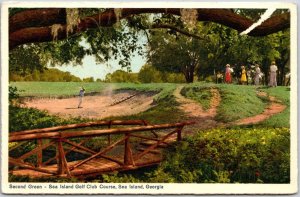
[183, 64, 195, 83]
[9, 8, 290, 50]
[278, 58, 289, 86]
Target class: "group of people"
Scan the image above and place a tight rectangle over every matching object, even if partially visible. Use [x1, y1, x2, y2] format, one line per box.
[217, 61, 278, 87]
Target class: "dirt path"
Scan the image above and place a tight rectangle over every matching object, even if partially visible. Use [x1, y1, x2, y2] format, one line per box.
[233, 91, 286, 125]
[174, 86, 287, 130]
[174, 86, 221, 130]
[25, 91, 156, 119]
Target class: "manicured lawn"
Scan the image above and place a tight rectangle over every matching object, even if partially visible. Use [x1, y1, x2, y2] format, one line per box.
[257, 86, 290, 128]
[182, 82, 267, 123]
[10, 82, 176, 101]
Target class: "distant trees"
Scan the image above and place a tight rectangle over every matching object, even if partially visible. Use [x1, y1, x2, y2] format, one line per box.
[83, 77, 95, 82]
[138, 64, 163, 83]
[138, 64, 185, 83]
[104, 65, 185, 83]
[105, 70, 139, 83]
[9, 68, 82, 82]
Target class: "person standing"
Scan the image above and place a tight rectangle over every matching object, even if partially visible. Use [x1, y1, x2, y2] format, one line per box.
[269, 61, 278, 87]
[78, 87, 85, 108]
[254, 64, 261, 86]
[240, 65, 247, 85]
[225, 64, 232, 84]
[216, 71, 223, 84]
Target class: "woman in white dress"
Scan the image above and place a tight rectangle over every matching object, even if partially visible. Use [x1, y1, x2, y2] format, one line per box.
[254, 64, 261, 86]
[269, 61, 278, 87]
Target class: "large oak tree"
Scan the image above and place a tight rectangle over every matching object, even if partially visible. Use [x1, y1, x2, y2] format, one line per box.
[8, 8, 290, 84]
[9, 8, 290, 50]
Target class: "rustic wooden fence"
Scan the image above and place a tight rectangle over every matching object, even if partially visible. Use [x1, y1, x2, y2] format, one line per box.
[9, 120, 193, 178]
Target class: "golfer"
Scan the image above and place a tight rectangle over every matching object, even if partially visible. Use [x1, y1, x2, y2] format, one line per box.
[78, 87, 85, 108]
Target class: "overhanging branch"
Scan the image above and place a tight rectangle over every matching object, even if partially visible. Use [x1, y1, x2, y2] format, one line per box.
[9, 8, 290, 50]
[151, 24, 207, 40]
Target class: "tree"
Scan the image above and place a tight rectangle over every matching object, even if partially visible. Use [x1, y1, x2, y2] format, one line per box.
[8, 8, 290, 81]
[105, 70, 138, 83]
[83, 77, 95, 82]
[191, 21, 290, 85]
[138, 64, 163, 83]
[9, 8, 290, 50]
[9, 68, 82, 82]
[9, 44, 46, 76]
[148, 29, 204, 83]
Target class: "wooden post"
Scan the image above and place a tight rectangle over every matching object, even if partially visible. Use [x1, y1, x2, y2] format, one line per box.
[56, 139, 63, 175]
[37, 139, 43, 167]
[107, 120, 112, 145]
[124, 133, 134, 166]
[58, 139, 71, 177]
[177, 126, 183, 141]
[56, 138, 72, 176]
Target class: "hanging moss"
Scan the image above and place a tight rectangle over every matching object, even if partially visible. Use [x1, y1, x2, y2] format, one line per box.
[66, 8, 79, 37]
[180, 9, 198, 31]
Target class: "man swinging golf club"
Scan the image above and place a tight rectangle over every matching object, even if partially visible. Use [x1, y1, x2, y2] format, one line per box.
[78, 87, 85, 108]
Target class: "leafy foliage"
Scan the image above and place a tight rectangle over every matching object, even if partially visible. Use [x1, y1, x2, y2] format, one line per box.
[9, 44, 46, 76]
[148, 29, 201, 83]
[195, 23, 290, 85]
[98, 127, 290, 183]
[138, 64, 185, 83]
[158, 127, 290, 183]
[9, 106, 85, 132]
[105, 70, 139, 83]
[10, 68, 82, 82]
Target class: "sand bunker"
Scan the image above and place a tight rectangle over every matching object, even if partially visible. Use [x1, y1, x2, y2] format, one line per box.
[24, 90, 157, 119]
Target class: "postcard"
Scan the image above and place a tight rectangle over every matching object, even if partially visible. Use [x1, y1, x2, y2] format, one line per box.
[1, 1, 297, 194]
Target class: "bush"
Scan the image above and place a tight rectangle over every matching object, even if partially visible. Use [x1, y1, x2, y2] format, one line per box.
[9, 106, 86, 132]
[9, 86, 23, 106]
[93, 127, 290, 184]
[156, 127, 290, 183]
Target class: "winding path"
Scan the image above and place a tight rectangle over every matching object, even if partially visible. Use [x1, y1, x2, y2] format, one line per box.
[233, 91, 286, 125]
[174, 86, 221, 130]
[174, 86, 287, 129]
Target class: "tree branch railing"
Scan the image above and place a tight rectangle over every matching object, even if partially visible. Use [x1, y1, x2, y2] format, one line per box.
[9, 120, 193, 178]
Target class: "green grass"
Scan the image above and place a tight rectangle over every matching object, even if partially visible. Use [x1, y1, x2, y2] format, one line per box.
[104, 95, 185, 124]
[257, 86, 290, 127]
[215, 84, 267, 123]
[179, 82, 267, 123]
[181, 85, 213, 110]
[10, 82, 176, 102]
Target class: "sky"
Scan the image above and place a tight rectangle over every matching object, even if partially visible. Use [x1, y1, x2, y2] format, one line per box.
[54, 32, 148, 80]
[54, 52, 147, 80]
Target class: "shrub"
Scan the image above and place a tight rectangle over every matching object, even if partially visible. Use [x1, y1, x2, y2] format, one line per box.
[94, 127, 290, 184]
[157, 127, 290, 183]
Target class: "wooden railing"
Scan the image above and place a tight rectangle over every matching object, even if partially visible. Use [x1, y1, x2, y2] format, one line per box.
[9, 120, 193, 178]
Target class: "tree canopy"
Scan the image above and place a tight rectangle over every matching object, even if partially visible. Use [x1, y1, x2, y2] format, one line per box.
[9, 8, 290, 49]
[8, 8, 291, 84]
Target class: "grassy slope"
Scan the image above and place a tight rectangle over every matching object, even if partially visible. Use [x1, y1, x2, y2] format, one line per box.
[215, 84, 267, 122]
[182, 82, 267, 123]
[257, 87, 290, 127]
[181, 83, 213, 110]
